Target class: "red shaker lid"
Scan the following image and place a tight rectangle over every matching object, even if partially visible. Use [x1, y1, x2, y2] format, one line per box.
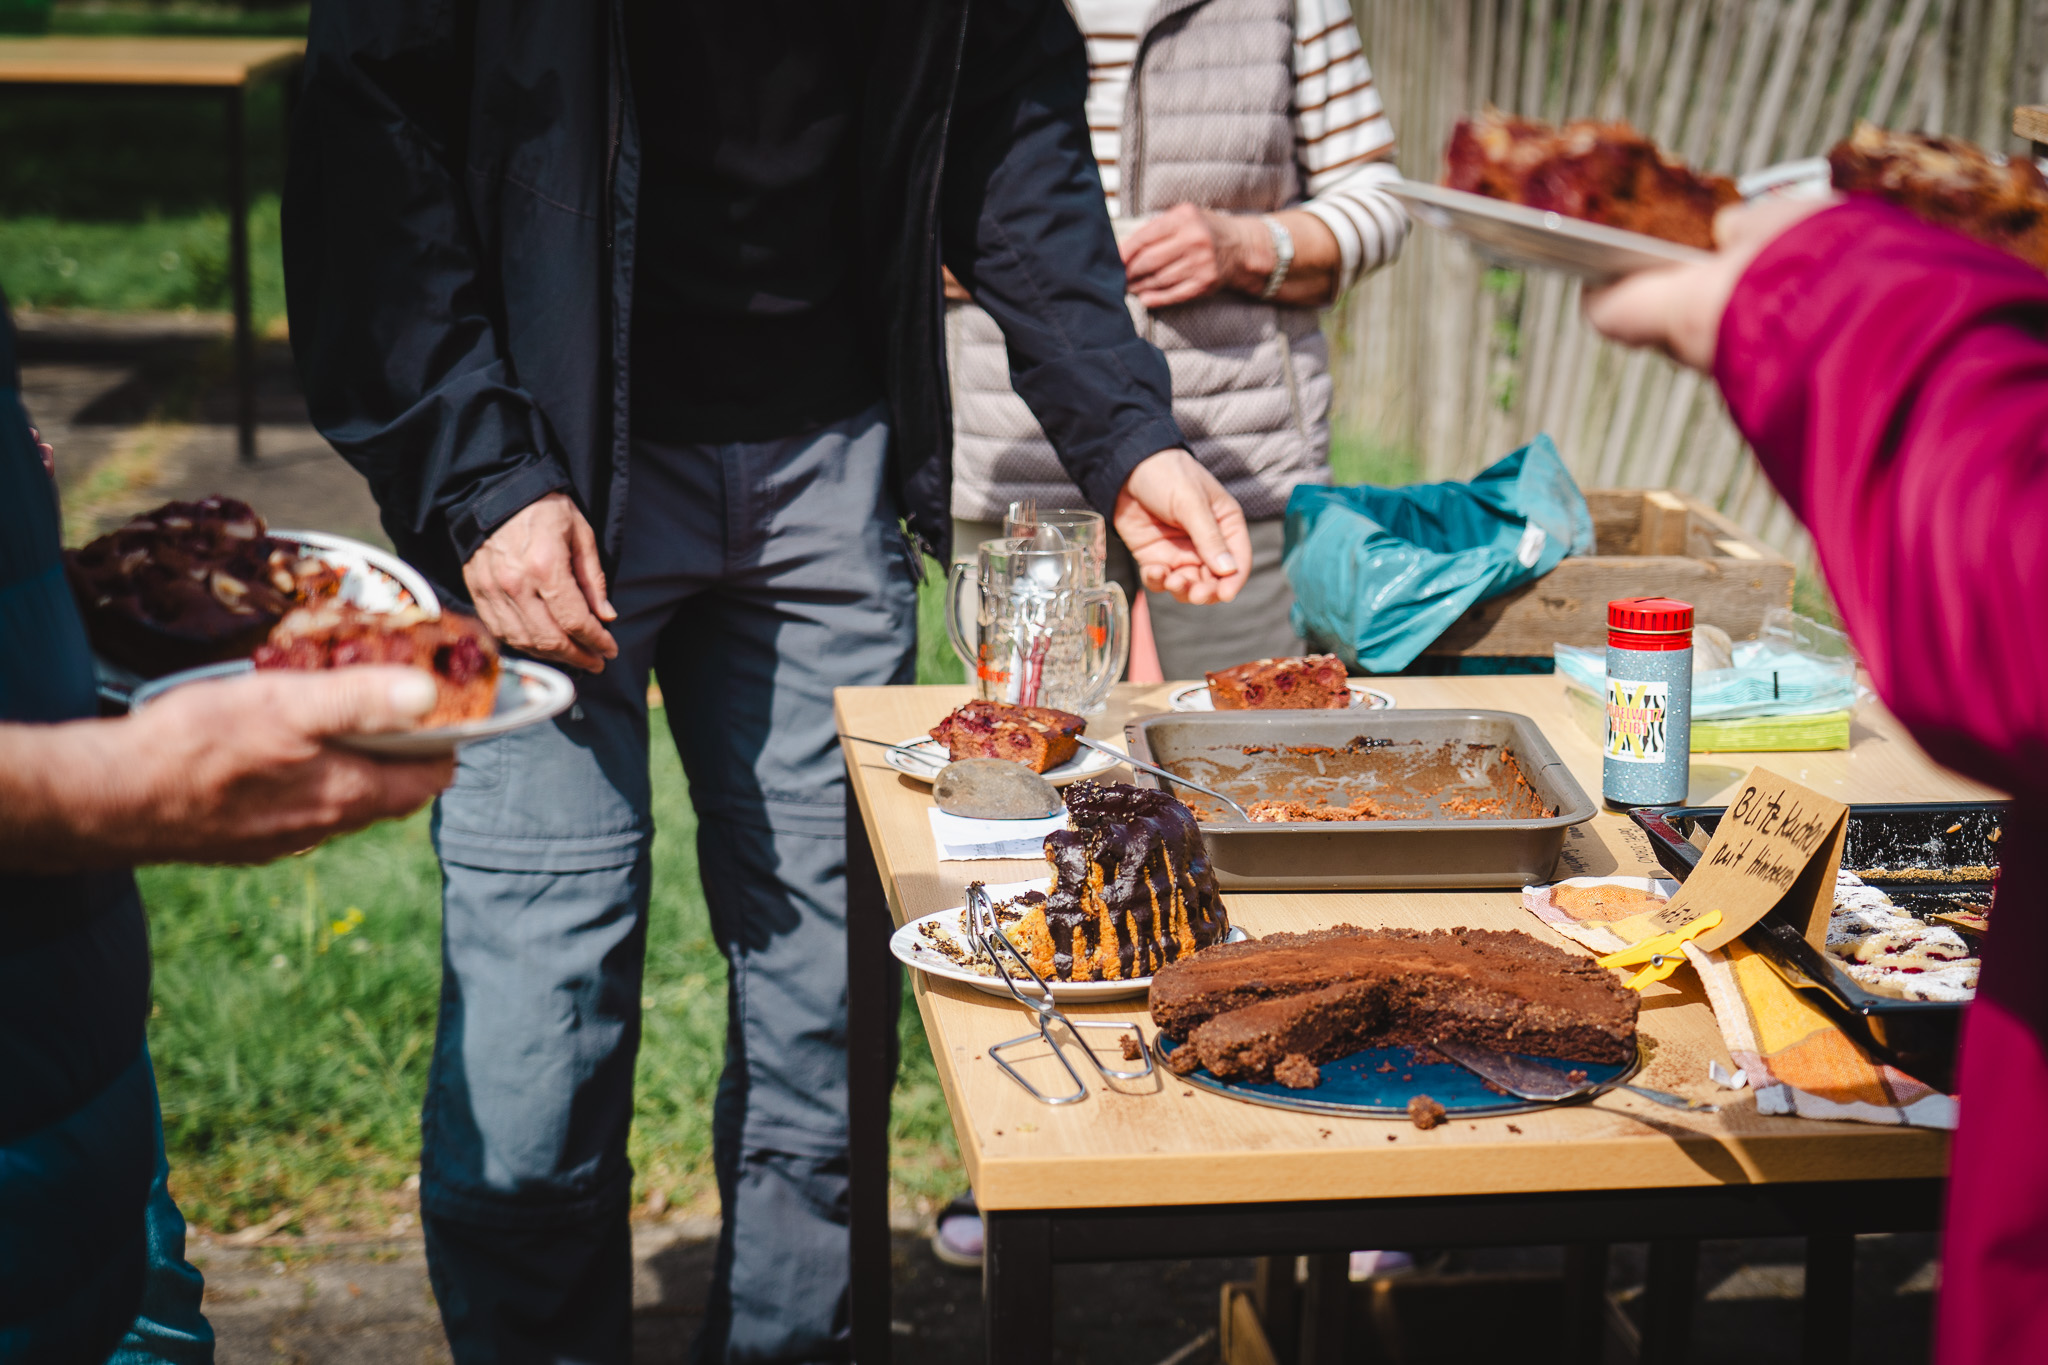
[1608, 597, 1694, 651]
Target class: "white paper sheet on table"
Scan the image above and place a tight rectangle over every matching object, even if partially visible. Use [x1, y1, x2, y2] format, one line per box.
[926, 807, 1067, 861]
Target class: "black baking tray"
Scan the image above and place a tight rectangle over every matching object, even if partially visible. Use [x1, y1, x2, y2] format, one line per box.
[1123, 709, 1597, 890]
[1630, 801, 2006, 1091]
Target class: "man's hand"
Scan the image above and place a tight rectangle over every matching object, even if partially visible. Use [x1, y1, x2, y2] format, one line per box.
[462, 491, 618, 672]
[1114, 449, 1253, 604]
[0, 667, 456, 871]
[1582, 197, 1837, 371]
[30, 426, 53, 477]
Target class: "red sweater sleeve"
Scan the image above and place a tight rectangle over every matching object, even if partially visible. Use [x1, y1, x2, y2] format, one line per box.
[1714, 198, 2048, 803]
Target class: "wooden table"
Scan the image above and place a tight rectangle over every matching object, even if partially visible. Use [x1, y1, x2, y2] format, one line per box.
[0, 37, 306, 463]
[838, 677, 2001, 1364]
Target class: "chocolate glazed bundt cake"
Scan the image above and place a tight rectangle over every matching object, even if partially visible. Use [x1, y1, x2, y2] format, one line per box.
[1009, 781, 1231, 982]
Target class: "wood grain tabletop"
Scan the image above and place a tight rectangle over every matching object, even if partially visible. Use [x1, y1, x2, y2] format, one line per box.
[0, 36, 303, 87]
[837, 675, 1997, 1212]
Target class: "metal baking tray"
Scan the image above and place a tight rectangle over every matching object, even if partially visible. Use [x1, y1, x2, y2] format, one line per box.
[1632, 801, 2007, 1092]
[1122, 709, 1597, 890]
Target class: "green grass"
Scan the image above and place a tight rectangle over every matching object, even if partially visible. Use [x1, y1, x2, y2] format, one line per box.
[0, 195, 283, 321]
[144, 708, 963, 1235]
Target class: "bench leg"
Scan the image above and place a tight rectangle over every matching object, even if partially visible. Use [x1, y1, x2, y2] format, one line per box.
[223, 83, 254, 465]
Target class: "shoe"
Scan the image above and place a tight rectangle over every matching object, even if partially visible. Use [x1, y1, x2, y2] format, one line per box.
[929, 1192, 983, 1270]
[1349, 1249, 1416, 1280]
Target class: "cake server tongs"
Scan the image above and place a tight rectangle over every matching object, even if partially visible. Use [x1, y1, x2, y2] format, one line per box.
[964, 881, 1155, 1104]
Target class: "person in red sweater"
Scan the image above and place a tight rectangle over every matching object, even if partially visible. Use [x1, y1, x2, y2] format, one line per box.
[1585, 193, 2048, 1364]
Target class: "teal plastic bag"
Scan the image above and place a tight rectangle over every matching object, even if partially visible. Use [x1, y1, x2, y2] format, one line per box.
[1283, 434, 1593, 674]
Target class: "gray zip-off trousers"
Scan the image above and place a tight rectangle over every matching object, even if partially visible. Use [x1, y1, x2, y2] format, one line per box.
[420, 403, 915, 1365]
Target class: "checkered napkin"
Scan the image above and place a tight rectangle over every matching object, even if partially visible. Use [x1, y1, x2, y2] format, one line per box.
[1523, 877, 1956, 1129]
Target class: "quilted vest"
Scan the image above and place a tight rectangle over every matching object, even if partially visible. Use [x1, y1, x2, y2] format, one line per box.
[946, 0, 1333, 523]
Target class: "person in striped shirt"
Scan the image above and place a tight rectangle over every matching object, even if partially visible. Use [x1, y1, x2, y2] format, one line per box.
[947, 0, 1412, 682]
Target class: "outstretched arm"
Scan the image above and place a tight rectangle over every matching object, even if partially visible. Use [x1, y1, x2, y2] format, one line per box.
[941, 0, 1250, 602]
[1586, 197, 2048, 802]
[0, 668, 453, 872]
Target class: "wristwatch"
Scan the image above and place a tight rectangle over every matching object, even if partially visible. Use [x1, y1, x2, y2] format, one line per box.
[1258, 215, 1295, 300]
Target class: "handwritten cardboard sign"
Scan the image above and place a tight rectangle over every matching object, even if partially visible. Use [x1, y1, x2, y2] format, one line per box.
[1651, 766, 1849, 952]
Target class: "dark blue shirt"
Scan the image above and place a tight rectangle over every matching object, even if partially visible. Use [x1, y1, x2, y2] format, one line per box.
[0, 303, 151, 1143]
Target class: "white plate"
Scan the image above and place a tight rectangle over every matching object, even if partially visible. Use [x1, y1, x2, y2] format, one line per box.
[270, 529, 441, 619]
[884, 735, 1124, 786]
[1737, 157, 1834, 202]
[92, 530, 441, 706]
[889, 879, 1248, 1003]
[1386, 180, 1710, 281]
[128, 657, 575, 756]
[1169, 680, 1395, 712]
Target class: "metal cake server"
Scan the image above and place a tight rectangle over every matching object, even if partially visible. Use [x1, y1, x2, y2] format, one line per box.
[1069, 735, 1254, 822]
[964, 881, 1154, 1104]
[1434, 1039, 1718, 1113]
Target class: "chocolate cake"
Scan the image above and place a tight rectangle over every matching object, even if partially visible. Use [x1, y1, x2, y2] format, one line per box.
[1444, 109, 1739, 249]
[64, 496, 343, 677]
[1151, 925, 1637, 1087]
[1009, 781, 1231, 981]
[254, 604, 501, 727]
[1206, 654, 1350, 710]
[929, 699, 1085, 773]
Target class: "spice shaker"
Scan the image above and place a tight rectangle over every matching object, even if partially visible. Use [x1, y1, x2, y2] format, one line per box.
[1602, 597, 1694, 808]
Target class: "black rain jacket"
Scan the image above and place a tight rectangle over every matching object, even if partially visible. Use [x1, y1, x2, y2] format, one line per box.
[283, 0, 1184, 592]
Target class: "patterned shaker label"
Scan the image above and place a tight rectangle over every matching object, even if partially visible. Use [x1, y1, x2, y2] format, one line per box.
[1606, 677, 1669, 763]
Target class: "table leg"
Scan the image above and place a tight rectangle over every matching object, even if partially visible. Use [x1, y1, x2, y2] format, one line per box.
[846, 793, 897, 1365]
[984, 1211, 1054, 1365]
[1802, 1235, 1855, 1365]
[1298, 1252, 1347, 1365]
[1639, 1239, 1698, 1365]
[1562, 1242, 1610, 1365]
[1253, 1256, 1300, 1364]
[223, 83, 255, 465]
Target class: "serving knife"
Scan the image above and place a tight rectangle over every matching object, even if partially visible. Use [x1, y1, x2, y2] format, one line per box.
[1433, 1039, 1718, 1113]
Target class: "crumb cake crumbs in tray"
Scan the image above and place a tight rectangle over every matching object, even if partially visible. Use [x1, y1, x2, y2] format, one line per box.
[1122, 710, 1597, 890]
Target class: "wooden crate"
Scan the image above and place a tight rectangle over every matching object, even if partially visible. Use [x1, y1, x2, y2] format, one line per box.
[1422, 489, 1795, 657]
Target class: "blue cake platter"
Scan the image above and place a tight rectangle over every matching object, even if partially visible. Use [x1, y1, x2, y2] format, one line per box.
[1155, 1036, 1643, 1120]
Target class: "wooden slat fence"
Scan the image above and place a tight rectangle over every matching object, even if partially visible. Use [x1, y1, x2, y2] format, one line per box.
[1329, 0, 2048, 562]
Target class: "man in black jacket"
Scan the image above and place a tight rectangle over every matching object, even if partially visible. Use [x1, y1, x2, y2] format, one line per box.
[285, 3, 1250, 1360]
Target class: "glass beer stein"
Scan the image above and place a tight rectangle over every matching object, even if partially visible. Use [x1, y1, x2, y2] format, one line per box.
[945, 538, 1128, 714]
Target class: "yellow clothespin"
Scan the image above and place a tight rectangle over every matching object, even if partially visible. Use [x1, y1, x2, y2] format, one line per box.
[1595, 910, 1724, 991]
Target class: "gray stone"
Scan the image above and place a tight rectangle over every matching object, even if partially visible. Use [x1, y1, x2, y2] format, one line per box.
[932, 759, 1062, 819]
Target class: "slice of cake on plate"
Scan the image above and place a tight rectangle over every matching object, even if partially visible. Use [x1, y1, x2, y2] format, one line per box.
[255, 604, 501, 727]
[928, 699, 1085, 773]
[1205, 654, 1350, 709]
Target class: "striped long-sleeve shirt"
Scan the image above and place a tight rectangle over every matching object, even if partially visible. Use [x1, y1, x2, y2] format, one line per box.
[1079, 0, 1409, 294]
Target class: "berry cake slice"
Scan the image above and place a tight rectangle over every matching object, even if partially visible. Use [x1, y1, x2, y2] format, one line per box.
[254, 604, 501, 727]
[1205, 654, 1350, 710]
[928, 699, 1085, 773]
[1444, 108, 1739, 250]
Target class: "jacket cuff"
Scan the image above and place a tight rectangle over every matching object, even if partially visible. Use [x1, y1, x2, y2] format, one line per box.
[445, 460, 575, 564]
[1074, 416, 1188, 517]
